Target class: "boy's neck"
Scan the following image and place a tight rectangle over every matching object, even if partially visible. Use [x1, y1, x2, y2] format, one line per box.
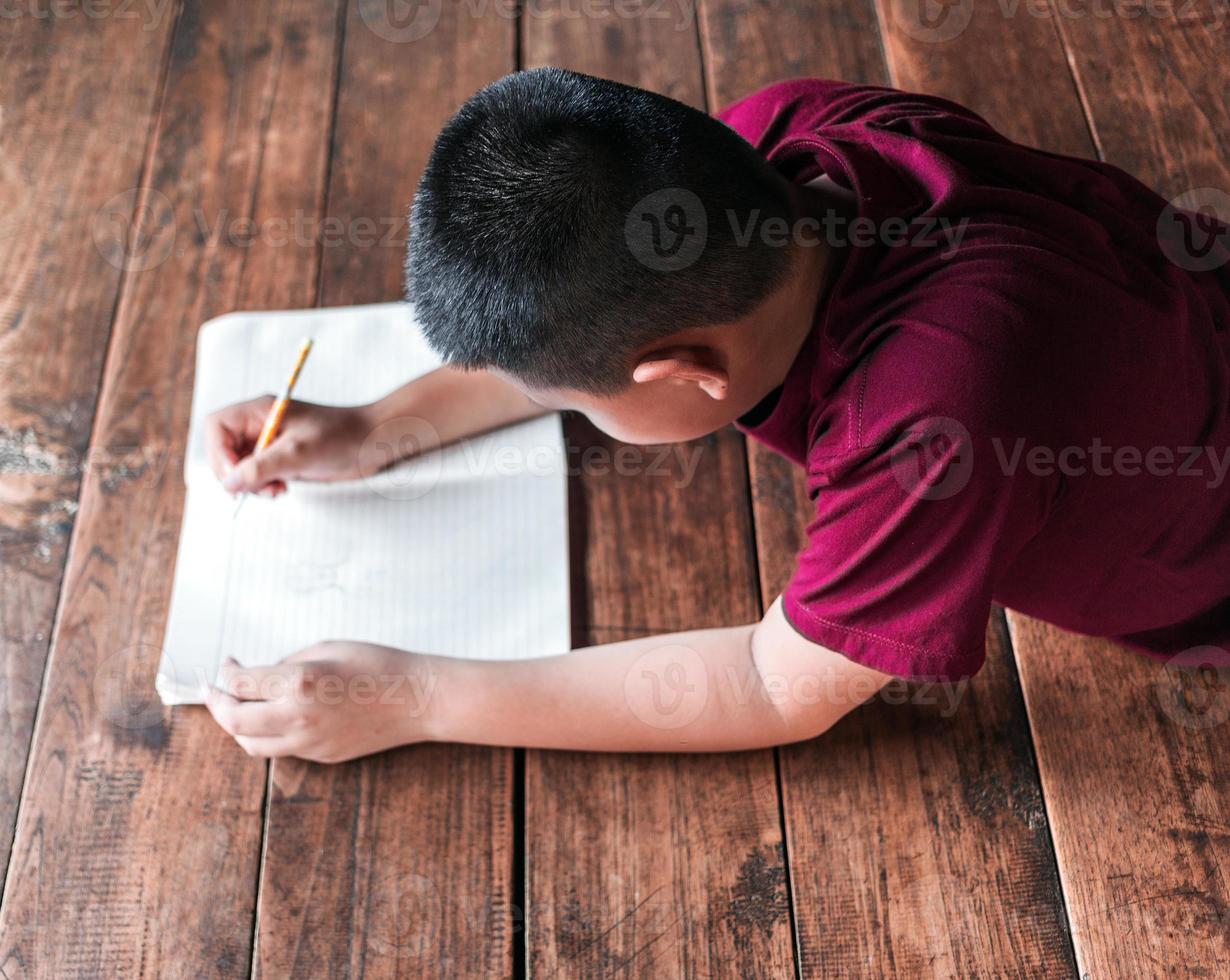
[742, 183, 850, 404]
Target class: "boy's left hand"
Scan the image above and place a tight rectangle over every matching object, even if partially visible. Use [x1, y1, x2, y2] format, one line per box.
[204, 641, 438, 764]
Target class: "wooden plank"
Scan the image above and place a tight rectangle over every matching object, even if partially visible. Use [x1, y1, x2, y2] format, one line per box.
[786, 614, 1075, 976]
[872, 0, 1092, 156]
[1006, 9, 1230, 976]
[0, 0, 344, 974]
[1050, 4, 1229, 199]
[698, 0, 888, 643]
[522, 6, 796, 976]
[252, 4, 519, 977]
[0, 0, 178, 879]
[700, 0, 1076, 974]
[847, 0, 1230, 974]
[1009, 619, 1230, 976]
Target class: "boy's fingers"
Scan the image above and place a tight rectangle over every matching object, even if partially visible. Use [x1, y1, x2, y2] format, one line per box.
[204, 418, 241, 483]
[216, 658, 301, 700]
[205, 688, 298, 738]
[205, 398, 274, 483]
[221, 439, 297, 494]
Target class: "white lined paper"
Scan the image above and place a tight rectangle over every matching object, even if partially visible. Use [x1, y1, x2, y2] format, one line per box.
[157, 302, 570, 704]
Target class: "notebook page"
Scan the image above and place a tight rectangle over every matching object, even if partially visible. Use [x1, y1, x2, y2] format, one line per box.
[157, 303, 570, 704]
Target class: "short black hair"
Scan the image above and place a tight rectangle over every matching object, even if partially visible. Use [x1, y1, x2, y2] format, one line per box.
[407, 67, 794, 393]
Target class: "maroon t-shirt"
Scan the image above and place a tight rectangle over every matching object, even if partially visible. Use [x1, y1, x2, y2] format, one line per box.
[721, 79, 1230, 680]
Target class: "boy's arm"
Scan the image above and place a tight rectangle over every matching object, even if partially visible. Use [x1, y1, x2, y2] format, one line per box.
[360, 364, 547, 461]
[206, 599, 894, 761]
[207, 365, 547, 494]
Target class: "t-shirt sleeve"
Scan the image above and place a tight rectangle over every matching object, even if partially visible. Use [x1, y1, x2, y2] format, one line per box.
[717, 78, 999, 157]
[781, 417, 1040, 681]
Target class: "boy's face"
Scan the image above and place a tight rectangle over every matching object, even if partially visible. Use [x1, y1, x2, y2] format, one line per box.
[503, 239, 829, 445]
[511, 371, 744, 445]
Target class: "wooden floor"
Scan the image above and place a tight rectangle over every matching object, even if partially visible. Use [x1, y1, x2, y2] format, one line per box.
[1, 0, 1227, 976]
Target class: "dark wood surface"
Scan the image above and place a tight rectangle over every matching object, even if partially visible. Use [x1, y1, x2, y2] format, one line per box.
[0, 0, 179, 884]
[521, 6, 794, 976]
[253, 3, 520, 977]
[0, 0, 1225, 976]
[1, 1, 335, 973]
[700, 2, 1076, 974]
[1003, 9, 1230, 974]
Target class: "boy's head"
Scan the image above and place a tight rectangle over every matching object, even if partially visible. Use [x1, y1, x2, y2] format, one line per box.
[407, 68, 826, 443]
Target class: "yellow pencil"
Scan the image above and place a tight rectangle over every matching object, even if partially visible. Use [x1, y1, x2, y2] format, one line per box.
[232, 337, 314, 519]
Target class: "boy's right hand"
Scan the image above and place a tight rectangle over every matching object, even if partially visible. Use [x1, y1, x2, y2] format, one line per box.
[205, 396, 378, 497]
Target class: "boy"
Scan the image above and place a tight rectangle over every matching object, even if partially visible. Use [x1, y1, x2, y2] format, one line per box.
[202, 69, 1229, 763]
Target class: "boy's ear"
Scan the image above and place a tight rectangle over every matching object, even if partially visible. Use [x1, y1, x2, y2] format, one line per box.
[632, 348, 729, 400]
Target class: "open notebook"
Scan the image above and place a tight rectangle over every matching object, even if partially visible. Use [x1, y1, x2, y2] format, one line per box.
[157, 303, 570, 704]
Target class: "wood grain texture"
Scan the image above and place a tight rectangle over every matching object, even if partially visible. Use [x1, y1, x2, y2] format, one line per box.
[1051, 0, 1230, 200]
[697, 0, 888, 613]
[522, 5, 796, 975]
[0, 0, 179, 880]
[1009, 619, 1230, 976]
[873, 0, 1092, 157]
[698, 0, 888, 98]
[0, 0, 343, 974]
[858, 0, 1230, 974]
[701, 0, 1076, 974]
[781, 614, 1075, 976]
[253, 3, 519, 977]
[1008, 7, 1230, 976]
